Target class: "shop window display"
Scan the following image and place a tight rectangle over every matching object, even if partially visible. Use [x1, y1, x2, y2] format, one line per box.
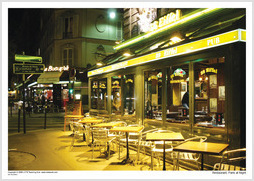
[91, 79, 107, 110]
[123, 74, 135, 115]
[111, 75, 121, 114]
[194, 57, 225, 128]
[167, 64, 189, 123]
[97, 79, 107, 110]
[91, 80, 98, 109]
[144, 70, 162, 119]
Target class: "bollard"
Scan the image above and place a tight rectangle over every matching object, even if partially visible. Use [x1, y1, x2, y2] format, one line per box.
[44, 105, 47, 129]
[18, 107, 21, 133]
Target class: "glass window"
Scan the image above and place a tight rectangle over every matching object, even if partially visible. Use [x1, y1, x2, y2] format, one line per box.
[64, 17, 73, 33]
[194, 57, 225, 128]
[111, 75, 121, 115]
[62, 48, 73, 66]
[123, 74, 135, 115]
[98, 79, 107, 110]
[144, 69, 162, 119]
[91, 80, 98, 109]
[167, 64, 189, 123]
[91, 79, 107, 110]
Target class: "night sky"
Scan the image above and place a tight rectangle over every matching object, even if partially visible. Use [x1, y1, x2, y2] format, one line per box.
[8, 9, 41, 88]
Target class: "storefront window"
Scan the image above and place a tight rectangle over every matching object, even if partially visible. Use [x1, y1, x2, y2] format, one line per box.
[167, 64, 189, 123]
[194, 57, 225, 128]
[91, 79, 107, 110]
[91, 80, 98, 109]
[98, 79, 107, 110]
[111, 75, 121, 114]
[123, 74, 135, 115]
[144, 69, 162, 119]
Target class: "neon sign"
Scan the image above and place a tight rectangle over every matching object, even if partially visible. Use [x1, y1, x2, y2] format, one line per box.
[170, 68, 186, 79]
[200, 68, 218, 75]
[44, 65, 69, 72]
[150, 10, 181, 32]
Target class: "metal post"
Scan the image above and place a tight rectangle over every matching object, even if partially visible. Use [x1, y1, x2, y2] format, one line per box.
[18, 107, 21, 133]
[22, 75, 26, 134]
[44, 104, 47, 129]
[163, 140, 166, 171]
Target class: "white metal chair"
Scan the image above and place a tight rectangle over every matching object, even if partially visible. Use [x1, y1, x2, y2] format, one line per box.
[69, 122, 86, 149]
[91, 128, 116, 160]
[108, 121, 128, 160]
[213, 148, 246, 171]
[118, 124, 144, 163]
[173, 136, 207, 170]
[149, 130, 175, 170]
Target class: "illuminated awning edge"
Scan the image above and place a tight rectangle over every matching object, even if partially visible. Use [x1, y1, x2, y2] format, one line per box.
[88, 29, 246, 77]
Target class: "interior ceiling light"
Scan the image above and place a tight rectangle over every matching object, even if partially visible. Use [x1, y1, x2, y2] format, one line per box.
[96, 62, 103, 66]
[123, 52, 131, 57]
[170, 36, 182, 43]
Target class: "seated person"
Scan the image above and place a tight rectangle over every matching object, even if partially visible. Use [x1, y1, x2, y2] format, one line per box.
[182, 91, 189, 109]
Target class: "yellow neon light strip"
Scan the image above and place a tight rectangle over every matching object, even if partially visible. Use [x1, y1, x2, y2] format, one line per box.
[114, 8, 219, 50]
[88, 29, 246, 77]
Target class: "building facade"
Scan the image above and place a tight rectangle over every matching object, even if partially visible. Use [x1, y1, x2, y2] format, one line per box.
[88, 8, 246, 170]
[38, 8, 123, 111]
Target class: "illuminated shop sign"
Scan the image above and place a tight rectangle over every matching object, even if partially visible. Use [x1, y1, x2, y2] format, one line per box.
[99, 83, 106, 89]
[125, 79, 133, 83]
[114, 8, 219, 50]
[148, 75, 158, 81]
[44, 65, 69, 72]
[170, 79, 185, 84]
[200, 68, 218, 75]
[88, 29, 246, 77]
[150, 10, 181, 32]
[170, 68, 186, 79]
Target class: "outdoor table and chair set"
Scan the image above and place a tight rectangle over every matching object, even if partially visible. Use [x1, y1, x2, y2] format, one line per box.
[65, 115, 246, 171]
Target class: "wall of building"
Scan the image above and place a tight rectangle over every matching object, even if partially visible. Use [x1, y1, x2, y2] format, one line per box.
[40, 8, 122, 68]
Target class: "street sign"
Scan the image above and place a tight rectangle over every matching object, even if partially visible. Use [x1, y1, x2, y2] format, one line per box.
[13, 64, 45, 74]
[15, 54, 42, 63]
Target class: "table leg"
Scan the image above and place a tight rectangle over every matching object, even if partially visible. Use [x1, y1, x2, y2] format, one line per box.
[201, 153, 204, 170]
[163, 140, 166, 171]
[126, 132, 129, 159]
[120, 132, 132, 164]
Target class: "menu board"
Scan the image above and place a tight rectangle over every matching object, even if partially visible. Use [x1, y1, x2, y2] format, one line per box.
[65, 100, 83, 115]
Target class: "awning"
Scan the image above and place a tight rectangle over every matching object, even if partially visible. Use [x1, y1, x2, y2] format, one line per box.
[37, 71, 63, 84]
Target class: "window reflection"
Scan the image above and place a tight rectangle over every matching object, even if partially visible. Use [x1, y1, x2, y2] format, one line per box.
[194, 57, 225, 128]
[112, 75, 121, 114]
[167, 64, 189, 123]
[123, 75, 135, 115]
[91, 80, 98, 109]
[144, 70, 162, 119]
[91, 79, 107, 110]
[98, 79, 107, 110]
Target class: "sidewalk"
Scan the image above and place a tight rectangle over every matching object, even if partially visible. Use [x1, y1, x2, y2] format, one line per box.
[8, 128, 175, 171]
[7, 112, 184, 172]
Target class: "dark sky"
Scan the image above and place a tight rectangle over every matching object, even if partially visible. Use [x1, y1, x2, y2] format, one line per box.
[8, 9, 41, 87]
[8, 8, 41, 55]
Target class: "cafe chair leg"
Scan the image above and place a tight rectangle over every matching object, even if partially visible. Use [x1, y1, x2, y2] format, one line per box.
[151, 152, 154, 170]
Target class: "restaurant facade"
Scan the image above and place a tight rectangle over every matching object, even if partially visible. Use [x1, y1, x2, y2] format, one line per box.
[87, 8, 246, 169]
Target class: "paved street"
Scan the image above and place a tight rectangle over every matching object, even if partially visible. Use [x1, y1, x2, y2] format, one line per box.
[8, 110, 65, 134]
[7, 111, 182, 173]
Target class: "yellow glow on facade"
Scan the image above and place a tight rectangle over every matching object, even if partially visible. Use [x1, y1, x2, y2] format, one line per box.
[89, 29, 246, 77]
[114, 8, 219, 50]
[123, 52, 131, 57]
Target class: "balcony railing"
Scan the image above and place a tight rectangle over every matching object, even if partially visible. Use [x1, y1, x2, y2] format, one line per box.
[63, 32, 73, 39]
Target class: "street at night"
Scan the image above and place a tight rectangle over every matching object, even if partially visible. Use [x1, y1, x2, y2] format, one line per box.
[2, 1, 252, 180]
